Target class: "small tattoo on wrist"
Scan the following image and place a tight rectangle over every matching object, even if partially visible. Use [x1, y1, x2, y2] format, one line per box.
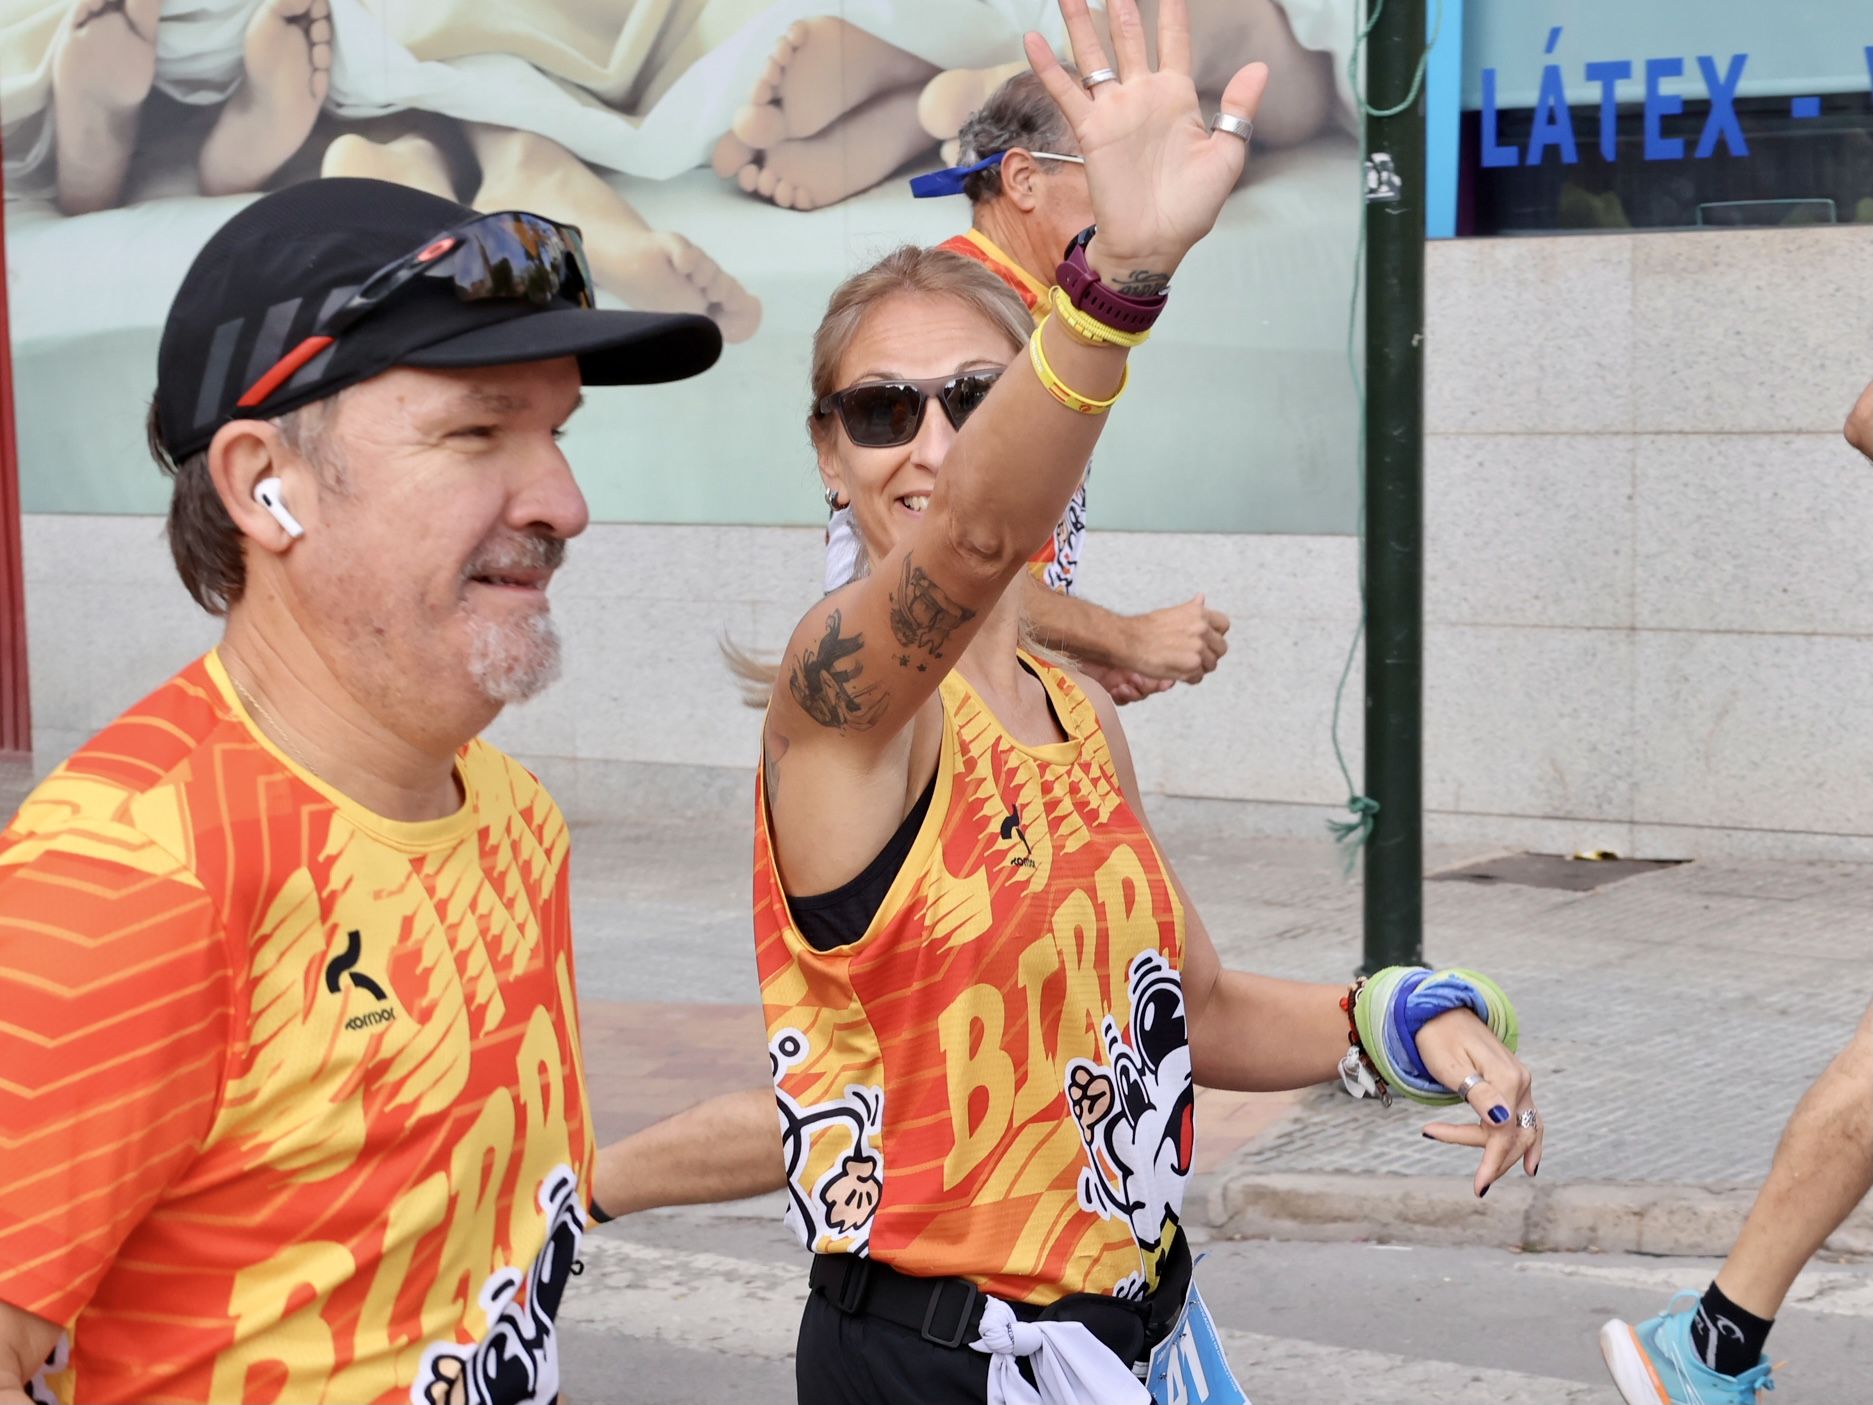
[1114, 269, 1171, 299]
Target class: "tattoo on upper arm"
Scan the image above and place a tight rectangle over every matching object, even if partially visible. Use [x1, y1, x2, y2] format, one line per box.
[1114, 268, 1171, 299]
[888, 555, 977, 670]
[789, 611, 888, 731]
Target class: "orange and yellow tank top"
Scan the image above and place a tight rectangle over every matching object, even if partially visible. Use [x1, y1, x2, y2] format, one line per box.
[753, 657, 1193, 1306]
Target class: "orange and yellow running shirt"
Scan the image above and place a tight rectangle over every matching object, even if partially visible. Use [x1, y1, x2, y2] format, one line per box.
[0, 652, 594, 1405]
[938, 229, 1088, 595]
[754, 657, 1192, 1306]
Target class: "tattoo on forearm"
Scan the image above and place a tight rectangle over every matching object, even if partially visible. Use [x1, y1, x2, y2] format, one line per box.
[789, 611, 887, 731]
[889, 555, 977, 670]
[1115, 268, 1171, 299]
[763, 729, 790, 802]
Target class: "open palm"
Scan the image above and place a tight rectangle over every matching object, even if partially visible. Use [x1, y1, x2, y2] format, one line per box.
[1025, 0, 1271, 280]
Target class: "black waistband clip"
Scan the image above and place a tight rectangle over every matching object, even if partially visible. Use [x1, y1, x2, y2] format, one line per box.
[921, 1279, 980, 1349]
[834, 1254, 873, 1315]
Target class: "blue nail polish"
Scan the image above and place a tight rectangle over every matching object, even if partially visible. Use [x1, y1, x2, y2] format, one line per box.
[1489, 1105, 1510, 1124]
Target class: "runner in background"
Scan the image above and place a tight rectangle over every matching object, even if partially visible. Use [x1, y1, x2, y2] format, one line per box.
[1597, 383, 1873, 1405]
[820, 67, 1231, 705]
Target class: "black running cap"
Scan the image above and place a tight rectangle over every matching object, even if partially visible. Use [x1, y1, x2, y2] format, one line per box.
[154, 177, 723, 460]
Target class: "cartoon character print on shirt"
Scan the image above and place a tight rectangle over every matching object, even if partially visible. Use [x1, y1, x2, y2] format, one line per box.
[769, 1029, 885, 1253]
[414, 1165, 584, 1405]
[1063, 951, 1195, 1294]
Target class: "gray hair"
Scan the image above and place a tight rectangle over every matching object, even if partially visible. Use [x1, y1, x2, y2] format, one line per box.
[957, 70, 1079, 206]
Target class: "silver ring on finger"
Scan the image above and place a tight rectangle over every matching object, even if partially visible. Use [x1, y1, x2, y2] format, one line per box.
[1454, 1073, 1485, 1101]
[1210, 111, 1254, 142]
[1518, 1108, 1539, 1130]
[1082, 68, 1120, 91]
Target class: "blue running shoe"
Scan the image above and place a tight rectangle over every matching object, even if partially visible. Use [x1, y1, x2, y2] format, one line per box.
[1599, 1291, 1776, 1403]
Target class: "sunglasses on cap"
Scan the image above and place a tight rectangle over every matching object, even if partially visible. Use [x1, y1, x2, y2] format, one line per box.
[236, 211, 596, 411]
[815, 370, 1003, 448]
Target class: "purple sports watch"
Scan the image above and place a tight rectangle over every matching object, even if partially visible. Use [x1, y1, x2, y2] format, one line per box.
[1053, 225, 1168, 336]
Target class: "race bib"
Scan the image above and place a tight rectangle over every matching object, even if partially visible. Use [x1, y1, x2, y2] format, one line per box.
[1144, 1265, 1247, 1405]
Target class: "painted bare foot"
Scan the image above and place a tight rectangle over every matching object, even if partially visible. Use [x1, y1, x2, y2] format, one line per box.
[51, 0, 161, 215]
[592, 231, 762, 343]
[730, 87, 932, 212]
[198, 0, 332, 197]
[731, 17, 938, 148]
[320, 133, 455, 198]
[915, 60, 1028, 143]
[470, 127, 762, 342]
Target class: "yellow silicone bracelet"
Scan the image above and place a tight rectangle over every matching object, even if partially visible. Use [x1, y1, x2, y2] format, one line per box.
[1047, 284, 1151, 348]
[1029, 319, 1128, 414]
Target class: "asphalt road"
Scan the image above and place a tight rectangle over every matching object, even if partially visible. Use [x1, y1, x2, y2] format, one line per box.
[561, 1199, 1873, 1404]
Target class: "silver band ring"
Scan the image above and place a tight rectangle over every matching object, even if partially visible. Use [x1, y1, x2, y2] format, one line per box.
[1211, 111, 1254, 142]
[1082, 68, 1120, 90]
[1518, 1109, 1540, 1130]
[1454, 1073, 1485, 1101]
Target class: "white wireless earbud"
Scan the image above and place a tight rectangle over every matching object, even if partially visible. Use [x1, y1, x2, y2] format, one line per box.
[253, 477, 305, 540]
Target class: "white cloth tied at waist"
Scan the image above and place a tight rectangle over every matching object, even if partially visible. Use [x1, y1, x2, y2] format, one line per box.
[969, 1295, 1151, 1405]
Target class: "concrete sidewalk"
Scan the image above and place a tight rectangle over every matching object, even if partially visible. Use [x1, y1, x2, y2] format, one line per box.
[1156, 795, 1873, 1257]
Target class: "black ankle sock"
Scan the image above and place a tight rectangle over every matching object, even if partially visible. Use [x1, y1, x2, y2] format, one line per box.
[1689, 1281, 1774, 1377]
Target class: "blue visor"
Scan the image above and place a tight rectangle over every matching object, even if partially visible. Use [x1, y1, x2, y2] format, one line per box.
[909, 152, 1007, 198]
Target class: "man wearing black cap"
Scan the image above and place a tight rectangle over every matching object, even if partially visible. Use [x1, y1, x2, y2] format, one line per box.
[0, 177, 720, 1405]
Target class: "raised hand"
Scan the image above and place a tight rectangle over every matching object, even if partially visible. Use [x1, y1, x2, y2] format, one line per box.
[1024, 0, 1269, 289]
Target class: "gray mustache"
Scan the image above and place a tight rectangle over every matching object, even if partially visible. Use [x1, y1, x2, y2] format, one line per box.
[464, 535, 566, 580]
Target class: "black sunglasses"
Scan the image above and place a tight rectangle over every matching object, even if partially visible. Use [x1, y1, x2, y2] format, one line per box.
[238, 211, 596, 410]
[815, 370, 1003, 449]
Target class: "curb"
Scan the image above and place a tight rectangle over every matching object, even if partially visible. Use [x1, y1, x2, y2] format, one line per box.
[1189, 1172, 1873, 1259]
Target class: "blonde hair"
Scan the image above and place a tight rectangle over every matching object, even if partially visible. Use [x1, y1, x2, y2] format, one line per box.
[806, 245, 1032, 452]
[725, 247, 1048, 707]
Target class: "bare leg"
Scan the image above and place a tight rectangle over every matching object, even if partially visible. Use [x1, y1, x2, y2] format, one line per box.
[719, 86, 932, 212]
[467, 126, 761, 343]
[198, 0, 332, 197]
[320, 132, 456, 199]
[50, 0, 161, 215]
[1713, 999, 1873, 1319]
[732, 18, 939, 148]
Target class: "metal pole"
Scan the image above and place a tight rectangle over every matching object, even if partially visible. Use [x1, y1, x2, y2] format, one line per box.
[0, 144, 30, 757]
[1361, 0, 1425, 972]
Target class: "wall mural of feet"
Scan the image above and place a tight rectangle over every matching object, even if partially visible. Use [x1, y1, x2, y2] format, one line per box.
[8, 0, 1356, 532]
[731, 18, 939, 150]
[199, 0, 334, 197]
[51, 0, 161, 215]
